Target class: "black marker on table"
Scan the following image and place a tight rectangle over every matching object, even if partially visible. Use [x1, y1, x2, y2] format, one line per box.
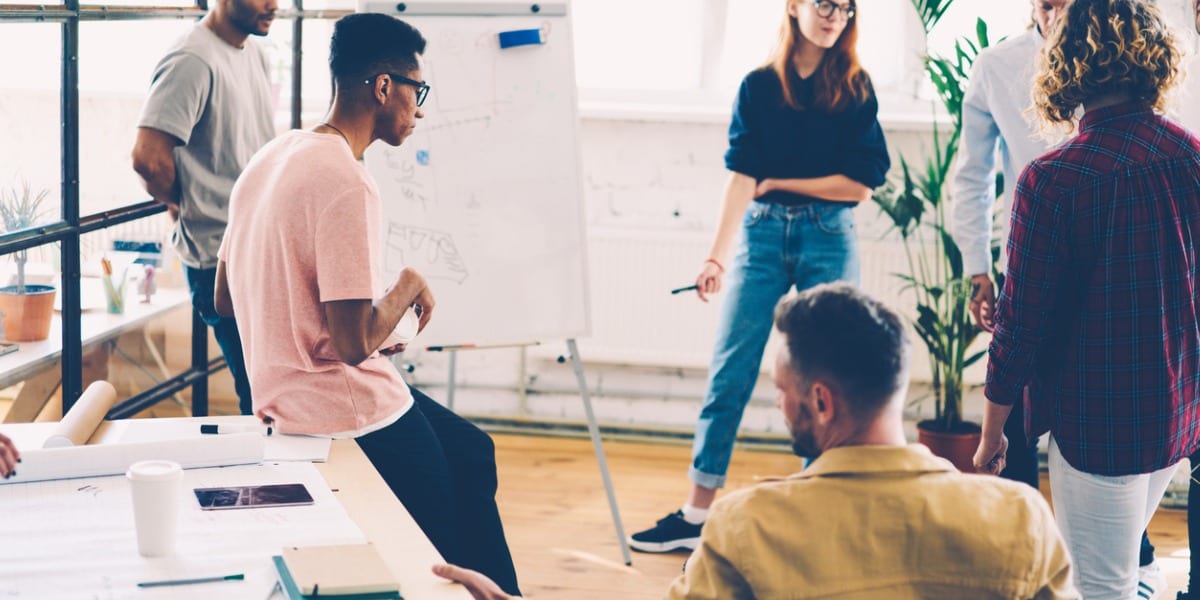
[200, 423, 273, 436]
[670, 284, 699, 295]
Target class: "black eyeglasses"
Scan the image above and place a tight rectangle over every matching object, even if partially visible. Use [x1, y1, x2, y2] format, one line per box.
[811, 0, 855, 20]
[365, 73, 430, 107]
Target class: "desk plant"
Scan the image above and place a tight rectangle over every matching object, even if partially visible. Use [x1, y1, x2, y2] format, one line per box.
[0, 178, 55, 341]
[872, 0, 999, 469]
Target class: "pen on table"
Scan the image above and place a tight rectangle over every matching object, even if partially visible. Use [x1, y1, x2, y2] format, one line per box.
[670, 284, 699, 295]
[137, 573, 245, 587]
[200, 423, 273, 436]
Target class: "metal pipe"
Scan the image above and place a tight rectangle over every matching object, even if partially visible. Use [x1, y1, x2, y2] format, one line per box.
[413, 378, 779, 406]
[108, 358, 227, 419]
[79, 201, 165, 234]
[60, 0, 83, 412]
[289, 0, 303, 130]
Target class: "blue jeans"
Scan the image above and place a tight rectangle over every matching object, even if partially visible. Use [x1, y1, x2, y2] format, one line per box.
[185, 266, 253, 415]
[689, 201, 860, 489]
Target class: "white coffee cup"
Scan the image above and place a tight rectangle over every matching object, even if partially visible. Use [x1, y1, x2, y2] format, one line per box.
[126, 459, 183, 557]
[382, 306, 420, 350]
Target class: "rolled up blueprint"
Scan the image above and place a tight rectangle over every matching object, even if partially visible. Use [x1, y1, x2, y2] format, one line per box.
[2, 432, 265, 485]
[43, 381, 118, 448]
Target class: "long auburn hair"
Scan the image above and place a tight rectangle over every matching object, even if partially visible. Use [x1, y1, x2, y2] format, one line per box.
[767, 0, 869, 112]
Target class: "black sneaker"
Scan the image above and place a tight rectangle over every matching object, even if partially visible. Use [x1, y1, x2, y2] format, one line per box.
[628, 510, 703, 553]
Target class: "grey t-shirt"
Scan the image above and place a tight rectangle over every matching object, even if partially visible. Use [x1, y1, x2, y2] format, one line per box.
[137, 23, 276, 269]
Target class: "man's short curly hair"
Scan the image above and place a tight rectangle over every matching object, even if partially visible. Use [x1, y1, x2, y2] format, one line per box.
[1033, 0, 1182, 132]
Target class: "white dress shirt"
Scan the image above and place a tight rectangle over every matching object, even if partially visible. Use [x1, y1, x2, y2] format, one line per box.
[951, 28, 1054, 277]
[1178, 53, 1200, 132]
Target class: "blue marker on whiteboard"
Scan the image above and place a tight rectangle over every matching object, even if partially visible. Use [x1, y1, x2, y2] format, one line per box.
[498, 28, 544, 49]
[416, 149, 429, 166]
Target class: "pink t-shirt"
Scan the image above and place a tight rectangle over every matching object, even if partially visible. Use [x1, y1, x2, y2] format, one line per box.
[218, 130, 412, 436]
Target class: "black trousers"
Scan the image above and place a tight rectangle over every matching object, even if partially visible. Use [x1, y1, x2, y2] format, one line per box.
[356, 387, 521, 596]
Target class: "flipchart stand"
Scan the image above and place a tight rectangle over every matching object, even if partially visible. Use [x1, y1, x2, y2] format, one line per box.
[431, 340, 632, 565]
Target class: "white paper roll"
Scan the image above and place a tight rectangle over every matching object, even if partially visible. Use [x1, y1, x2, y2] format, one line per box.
[43, 381, 118, 448]
[3, 433, 265, 485]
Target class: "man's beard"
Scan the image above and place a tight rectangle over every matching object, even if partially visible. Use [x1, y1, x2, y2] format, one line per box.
[232, 16, 268, 37]
[791, 432, 821, 460]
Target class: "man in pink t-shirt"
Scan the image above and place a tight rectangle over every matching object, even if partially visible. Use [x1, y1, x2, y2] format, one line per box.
[213, 14, 520, 596]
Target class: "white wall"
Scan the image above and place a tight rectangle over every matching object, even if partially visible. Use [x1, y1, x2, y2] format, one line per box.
[0, 80, 1002, 431]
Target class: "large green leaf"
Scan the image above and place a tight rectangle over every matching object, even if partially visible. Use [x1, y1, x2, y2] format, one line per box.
[911, 0, 955, 34]
[964, 348, 989, 368]
[937, 226, 964, 279]
[881, 3, 1004, 430]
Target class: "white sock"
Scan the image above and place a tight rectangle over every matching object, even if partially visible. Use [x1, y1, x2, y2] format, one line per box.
[680, 504, 708, 525]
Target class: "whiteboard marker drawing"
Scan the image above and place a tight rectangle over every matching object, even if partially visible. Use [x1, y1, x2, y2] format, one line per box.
[385, 223, 469, 284]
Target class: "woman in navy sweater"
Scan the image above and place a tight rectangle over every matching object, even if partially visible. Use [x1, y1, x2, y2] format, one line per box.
[630, 0, 891, 552]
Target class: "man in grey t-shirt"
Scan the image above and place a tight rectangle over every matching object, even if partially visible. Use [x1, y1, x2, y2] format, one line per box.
[131, 0, 278, 415]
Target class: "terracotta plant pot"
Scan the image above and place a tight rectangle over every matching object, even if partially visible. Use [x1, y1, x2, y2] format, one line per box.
[917, 419, 983, 474]
[0, 284, 56, 342]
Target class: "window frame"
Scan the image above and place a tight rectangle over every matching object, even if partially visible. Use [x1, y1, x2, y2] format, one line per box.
[572, 0, 938, 126]
[0, 2, 345, 416]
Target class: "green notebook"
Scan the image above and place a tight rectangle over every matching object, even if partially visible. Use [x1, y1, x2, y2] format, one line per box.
[272, 544, 402, 600]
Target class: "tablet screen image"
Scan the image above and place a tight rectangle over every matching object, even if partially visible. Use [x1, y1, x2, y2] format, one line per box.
[193, 483, 314, 510]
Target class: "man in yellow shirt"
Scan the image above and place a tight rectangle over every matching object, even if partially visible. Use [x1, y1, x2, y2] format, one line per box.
[435, 283, 1078, 599]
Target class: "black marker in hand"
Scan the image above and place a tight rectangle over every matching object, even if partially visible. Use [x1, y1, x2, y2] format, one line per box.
[670, 285, 699, 295]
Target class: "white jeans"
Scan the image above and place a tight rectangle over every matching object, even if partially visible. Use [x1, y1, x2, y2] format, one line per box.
[1049, 437, 1176, 599]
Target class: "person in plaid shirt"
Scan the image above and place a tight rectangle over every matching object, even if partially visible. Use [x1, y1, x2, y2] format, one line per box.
[973, 0, 1200, 597]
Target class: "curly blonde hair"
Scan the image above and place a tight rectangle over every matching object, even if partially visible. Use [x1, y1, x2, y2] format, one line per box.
[1033, 0, 1182, 133]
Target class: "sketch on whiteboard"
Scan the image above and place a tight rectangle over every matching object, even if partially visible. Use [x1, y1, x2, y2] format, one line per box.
[384, 223, 468, 284]
[381, 146, 433, 212]
[361, 10, 591, 347]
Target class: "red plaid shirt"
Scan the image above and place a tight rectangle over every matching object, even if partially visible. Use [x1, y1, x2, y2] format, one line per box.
[986, 102, 1200, 476]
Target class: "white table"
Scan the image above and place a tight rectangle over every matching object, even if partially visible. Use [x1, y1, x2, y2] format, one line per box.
[0, 287, 191, 422]
[0, 417, 471, 599]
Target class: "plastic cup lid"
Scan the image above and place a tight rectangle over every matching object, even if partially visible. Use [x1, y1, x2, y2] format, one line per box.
[125, 459, 183, 481]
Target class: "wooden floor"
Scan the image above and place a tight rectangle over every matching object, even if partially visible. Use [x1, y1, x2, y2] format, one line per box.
[491, 433, 1192, 599]
[491, 433, 804, 598]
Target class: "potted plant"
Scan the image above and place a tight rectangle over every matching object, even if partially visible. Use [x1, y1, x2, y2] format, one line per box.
[872, 0, 997, 471]
[0, 178, 56, 342]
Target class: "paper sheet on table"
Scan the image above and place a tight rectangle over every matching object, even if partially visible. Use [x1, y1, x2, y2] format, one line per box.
[0, 461, 366, 600]
[0, 433, 265, 485]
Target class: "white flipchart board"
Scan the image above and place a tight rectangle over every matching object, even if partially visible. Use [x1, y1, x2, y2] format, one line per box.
[361, 1, 591, 348]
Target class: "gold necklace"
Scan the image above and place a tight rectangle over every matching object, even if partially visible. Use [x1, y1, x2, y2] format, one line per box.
[321, 122, 350, 145]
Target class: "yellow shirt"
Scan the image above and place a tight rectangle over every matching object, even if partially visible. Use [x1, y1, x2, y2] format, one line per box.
[667, 444, 1078, 599]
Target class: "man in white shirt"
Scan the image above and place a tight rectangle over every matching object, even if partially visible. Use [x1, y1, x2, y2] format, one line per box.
[951, 0, 1061, 491]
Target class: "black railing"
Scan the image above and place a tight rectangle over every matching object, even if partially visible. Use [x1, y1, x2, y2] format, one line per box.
[0, 2, 339, 415]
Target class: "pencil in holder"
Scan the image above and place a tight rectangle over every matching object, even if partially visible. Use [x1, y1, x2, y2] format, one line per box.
[100, 257, 127, 314]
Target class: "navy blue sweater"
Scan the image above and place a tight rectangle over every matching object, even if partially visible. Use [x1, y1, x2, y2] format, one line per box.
[725, 67, 891, 205]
